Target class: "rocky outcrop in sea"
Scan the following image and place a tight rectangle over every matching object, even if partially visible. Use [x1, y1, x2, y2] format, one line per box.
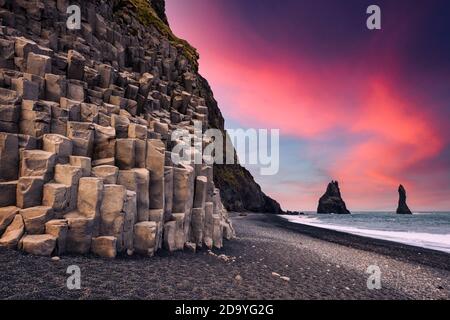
[396, 184, 412, 215]
[317, 181, 351, 214]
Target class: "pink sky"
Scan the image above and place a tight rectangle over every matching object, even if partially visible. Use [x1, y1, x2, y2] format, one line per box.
[166, 0, 450, 211]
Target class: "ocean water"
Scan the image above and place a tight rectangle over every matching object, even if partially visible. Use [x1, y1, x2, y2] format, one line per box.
[282, 212, 450, 254]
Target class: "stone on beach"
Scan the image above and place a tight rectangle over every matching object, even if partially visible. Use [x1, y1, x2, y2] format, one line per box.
[203, 202, 214, 249]
[91, 236, 117, 258]
[172, 213, 186, 251]
[149, 208, 164, 249]
[0, 206, 19, 235]
[45, 219, 68, 255]
[99, 184, 125, 252]
[0, 214, 24, 249]
[77, 178, 103, 230]
[20, 206, 53, 234]
[191, 208, 204, 247]
[123, 190, 137, 253]
[64, 215, 94, 254]
[163, 220, 177, 252]
[20, 234, 56, 256]
[212, 214, 223, 249]
[133, 221, 157, 256]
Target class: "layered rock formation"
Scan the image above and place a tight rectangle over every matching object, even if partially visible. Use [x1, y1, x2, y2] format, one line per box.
[317, 181, 351, 214]
[396, 184, 412, 215]
[0, 0, 239, 258]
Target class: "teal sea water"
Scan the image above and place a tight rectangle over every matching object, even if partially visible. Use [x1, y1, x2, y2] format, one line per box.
[282, 212, 450, 254]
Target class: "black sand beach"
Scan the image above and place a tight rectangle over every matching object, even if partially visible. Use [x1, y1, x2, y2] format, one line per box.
[0, 213, 448, 300]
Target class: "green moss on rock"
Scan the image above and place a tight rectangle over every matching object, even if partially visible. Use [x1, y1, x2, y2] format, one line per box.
[123, 0, 199, 70]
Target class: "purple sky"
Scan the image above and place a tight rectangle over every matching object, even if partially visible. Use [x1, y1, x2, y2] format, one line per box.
[166, 0, 450, 211]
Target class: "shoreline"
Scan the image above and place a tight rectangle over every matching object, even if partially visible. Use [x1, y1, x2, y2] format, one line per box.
[0, 213, 448, 300]
[271, 214, 450, 271]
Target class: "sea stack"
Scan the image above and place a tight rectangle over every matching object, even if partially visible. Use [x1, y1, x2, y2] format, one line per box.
[317, 181, 351, 214]
[396, 185, 413, 215]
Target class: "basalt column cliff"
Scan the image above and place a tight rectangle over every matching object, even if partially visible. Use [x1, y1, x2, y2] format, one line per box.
[0, 0, 280, 258]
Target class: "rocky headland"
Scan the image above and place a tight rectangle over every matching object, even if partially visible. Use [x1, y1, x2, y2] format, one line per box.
[0, 0, 281, 258]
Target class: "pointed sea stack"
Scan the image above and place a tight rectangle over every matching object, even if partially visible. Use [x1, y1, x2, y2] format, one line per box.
[317, 181, 351, 214]
[396, 185, 413, 215]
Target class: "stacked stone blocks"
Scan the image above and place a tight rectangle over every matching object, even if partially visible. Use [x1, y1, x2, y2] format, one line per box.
[0, 0, 235, 258]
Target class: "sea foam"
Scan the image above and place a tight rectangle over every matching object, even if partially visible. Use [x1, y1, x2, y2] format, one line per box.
[282, 212, 450, 254]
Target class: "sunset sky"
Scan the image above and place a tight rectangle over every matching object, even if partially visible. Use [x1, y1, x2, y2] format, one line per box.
[166, 0, 450, 211]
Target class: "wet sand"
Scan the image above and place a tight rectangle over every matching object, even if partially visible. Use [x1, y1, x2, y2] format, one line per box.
[0, 213, 448, 300]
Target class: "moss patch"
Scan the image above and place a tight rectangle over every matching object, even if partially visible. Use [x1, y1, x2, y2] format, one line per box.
[122, 0, 199, 70]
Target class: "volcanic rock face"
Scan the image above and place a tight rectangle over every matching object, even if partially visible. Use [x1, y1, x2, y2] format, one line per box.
[0, 0, 239, 258]
[396, 184, 412, 215]
[317, 181, 351, 214]
[214, 164, 283, 214]
[150, 0, 169, 25]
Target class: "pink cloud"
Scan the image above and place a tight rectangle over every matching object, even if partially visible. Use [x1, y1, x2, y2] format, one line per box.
[167, 0, 450, 210]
